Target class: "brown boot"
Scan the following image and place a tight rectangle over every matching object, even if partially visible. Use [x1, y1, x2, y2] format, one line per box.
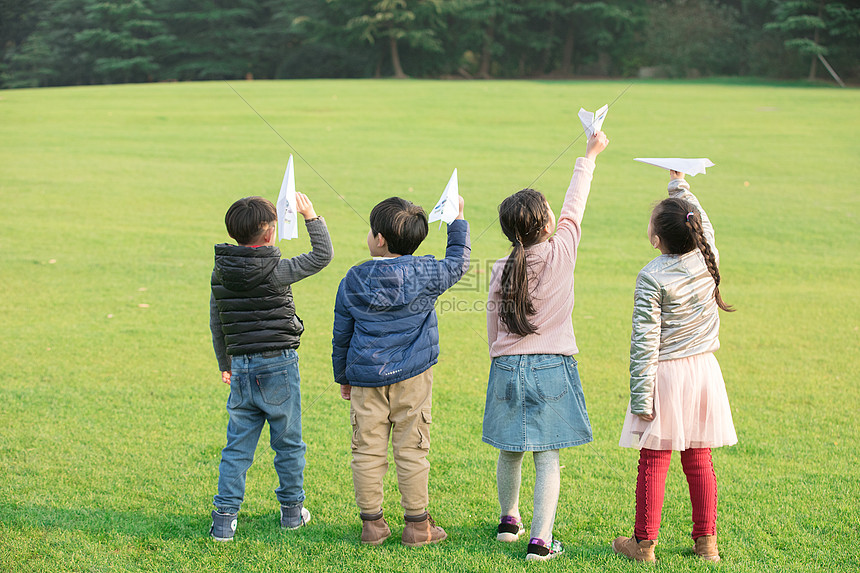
[612, 535, 657, 563]
[694, 534, 721, 562]
[359, 511, 391, 545]
[401, 512, 447, 547]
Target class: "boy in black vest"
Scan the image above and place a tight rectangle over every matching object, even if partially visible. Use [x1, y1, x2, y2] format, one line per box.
[209, 193, 332, 541]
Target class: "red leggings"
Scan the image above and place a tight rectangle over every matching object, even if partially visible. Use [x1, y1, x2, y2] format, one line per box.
[634, 448, 717, 541]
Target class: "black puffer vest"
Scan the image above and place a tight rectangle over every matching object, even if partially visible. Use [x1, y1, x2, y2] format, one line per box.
[211, 244, 304, 355]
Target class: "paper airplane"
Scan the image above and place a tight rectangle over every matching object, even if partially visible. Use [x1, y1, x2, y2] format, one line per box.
[428, 168, 459, 229]
[634, 158, 715, 177]
[578, 104, 608, 138]
[276, 155, 298, 240]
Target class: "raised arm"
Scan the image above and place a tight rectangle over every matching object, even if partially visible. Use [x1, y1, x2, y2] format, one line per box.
[629, 270, 662, 417]
[272, 193, 334, 286]
[667, 172, 718, 262]
[553, 131, 608, 261]
[425, 196, 471, 296]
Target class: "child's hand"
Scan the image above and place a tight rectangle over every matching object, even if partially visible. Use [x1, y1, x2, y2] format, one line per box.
[456, 195, 465, 220]
[669, 170, 685, 181]
[637, 413, 654, 422]
[295, 192, 318, 220]
[221, 371, 232, 385]
[340, 384, 352, 400]
[586, 130, 609, 160]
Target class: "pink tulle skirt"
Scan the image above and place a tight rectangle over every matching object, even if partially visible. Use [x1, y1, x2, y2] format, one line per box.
[619, 352, 738, 451]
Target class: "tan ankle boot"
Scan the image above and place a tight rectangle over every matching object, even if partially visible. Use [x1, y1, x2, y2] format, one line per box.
[401, 512, 447, 547]
[359, 511, 391, 545]
[694, 534, 720, 562]
[612, 535, 657, 563]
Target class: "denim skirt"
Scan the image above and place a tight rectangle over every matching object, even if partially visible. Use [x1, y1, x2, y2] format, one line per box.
[482, 354, 592, 452]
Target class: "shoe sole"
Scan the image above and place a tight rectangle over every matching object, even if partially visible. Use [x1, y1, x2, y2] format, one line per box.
[211, 536, 233, 542]
[525, 552, 561, 561]
[401, 534, 448, 548]
[497, 531, 521, 542]
[361, 534, 391, 546]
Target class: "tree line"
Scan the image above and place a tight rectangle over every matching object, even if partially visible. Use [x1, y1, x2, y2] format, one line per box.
[2, 0, 858, 89]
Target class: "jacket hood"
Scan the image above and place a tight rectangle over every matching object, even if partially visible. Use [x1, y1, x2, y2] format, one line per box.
[344, 257, 432, 310]
[213, 244, 280, 292]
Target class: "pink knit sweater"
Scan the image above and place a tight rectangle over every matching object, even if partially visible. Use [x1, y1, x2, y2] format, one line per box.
[487, 157, 595, 358]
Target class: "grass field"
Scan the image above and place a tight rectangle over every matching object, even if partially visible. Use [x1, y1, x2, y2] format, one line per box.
[1, 79, 858, 572]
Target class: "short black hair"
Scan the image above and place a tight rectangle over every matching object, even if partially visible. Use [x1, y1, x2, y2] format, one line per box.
[225, 196, 276, 245]
[369, 197, 428, 255]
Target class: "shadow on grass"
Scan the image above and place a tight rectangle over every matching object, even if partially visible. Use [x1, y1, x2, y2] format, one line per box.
[2, 503, 620, 561]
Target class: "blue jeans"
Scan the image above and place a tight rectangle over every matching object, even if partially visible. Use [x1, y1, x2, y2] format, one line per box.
[213, 349, 306, 514]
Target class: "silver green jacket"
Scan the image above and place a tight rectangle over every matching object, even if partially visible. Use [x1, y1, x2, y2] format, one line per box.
[628, 179, 720, 415]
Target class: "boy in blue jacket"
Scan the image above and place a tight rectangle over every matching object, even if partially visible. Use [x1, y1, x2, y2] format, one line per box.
[333, 196, 470, 547]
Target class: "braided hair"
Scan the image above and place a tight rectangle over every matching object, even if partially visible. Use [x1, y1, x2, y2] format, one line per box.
[651, 197, 735, 312]
[497, 188, 552, 335]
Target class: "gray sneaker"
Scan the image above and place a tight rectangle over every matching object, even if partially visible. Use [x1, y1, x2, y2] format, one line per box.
[280, 503, 311, 530]
[210, 510, 237, 541]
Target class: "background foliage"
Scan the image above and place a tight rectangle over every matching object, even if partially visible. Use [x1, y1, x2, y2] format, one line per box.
[2, 0, 859, 88]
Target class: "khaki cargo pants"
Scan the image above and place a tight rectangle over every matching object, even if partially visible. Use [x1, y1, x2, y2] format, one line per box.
[350, 368, 433, 516]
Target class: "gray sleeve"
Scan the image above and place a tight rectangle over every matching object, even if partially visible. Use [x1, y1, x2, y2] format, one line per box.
[629, 270, 661, 415]
[668, 179, 718, 264]
[271, 217, 334, 286]
[210, 292, 231, 372]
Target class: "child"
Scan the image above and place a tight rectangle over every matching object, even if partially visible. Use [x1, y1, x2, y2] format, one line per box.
[612, 170, 737, 563]
[482, 131, 609, 561]
[209, 193, 333, 541]
[333, 196, 470, 547]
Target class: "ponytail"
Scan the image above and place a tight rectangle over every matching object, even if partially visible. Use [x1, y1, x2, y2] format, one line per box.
[499, 236, 537, 335]
[497, 189, 551, 336]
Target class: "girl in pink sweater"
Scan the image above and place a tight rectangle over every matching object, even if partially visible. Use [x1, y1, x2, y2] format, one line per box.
[482, 131, 608, 561]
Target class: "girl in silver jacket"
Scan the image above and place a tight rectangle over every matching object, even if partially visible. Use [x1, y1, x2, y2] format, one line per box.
[612, 170, 737, 564]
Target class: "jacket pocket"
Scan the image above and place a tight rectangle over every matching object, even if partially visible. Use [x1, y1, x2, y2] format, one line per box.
[532, 356, 568, 402]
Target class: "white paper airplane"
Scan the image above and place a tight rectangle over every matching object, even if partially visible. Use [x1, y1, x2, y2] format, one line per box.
[276, 155, 298, 240]
[634, 158, 715, 177]
[578, 104, 608, 138]
[428, 168, 459, 229]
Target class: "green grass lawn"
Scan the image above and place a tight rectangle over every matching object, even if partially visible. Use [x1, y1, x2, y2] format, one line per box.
[1, 79, 858, 572]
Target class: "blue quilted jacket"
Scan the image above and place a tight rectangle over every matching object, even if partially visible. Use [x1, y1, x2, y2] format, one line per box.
[332, 219, 470, 387]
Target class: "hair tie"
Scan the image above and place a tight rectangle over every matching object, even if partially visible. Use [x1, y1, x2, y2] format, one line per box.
[686, 212, 695, 221]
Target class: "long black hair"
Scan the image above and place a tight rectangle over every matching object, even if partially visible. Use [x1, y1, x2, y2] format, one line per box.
[497, 188, 552, 335]
[651, 197, 734, 312]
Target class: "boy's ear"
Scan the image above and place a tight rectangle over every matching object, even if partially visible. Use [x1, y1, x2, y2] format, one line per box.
[264, 223, 276, 243]
[375, 233, 387, 248]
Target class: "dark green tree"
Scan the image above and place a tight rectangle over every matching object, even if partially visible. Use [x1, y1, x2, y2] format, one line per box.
[345, 0, 445, 78]
[2, 0, 91, 87]
[644, 0, 743, 78]
[75, 0, 172, 83]
[766, 0, 860, 80]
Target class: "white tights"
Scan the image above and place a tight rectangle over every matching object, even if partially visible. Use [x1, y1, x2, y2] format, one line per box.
[496, 449, 561, 543]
